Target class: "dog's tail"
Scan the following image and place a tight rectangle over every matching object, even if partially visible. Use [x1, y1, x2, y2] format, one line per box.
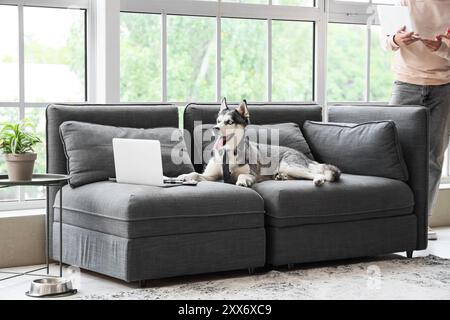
[324, 164, 341, 182]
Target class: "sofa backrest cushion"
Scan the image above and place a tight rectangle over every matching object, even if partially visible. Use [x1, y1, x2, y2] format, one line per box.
[47, 104, 178, 176]
[60, 121, 194, 187]
[184, 103, 322, 172]
[198, 122, 315, 166]
[303, 120, 409, 181]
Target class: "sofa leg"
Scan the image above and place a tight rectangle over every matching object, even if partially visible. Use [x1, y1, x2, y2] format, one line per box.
[406, 250, 413, 259]
[248, 267, 255, 275]
[287, 263, 295, 270]
[139, 280, 147, 288]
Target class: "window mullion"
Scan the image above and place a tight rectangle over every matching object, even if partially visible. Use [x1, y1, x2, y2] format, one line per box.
[18, 4, 25, 120]
[316, 0, 328, 119]
[365, 24, 371, 103]
[18, 4, 25, 203]
[162, 11, 167, 103]
[216, 14, 221, 102]
[87, 1, 97, 103]
[267, 18, 272, 102]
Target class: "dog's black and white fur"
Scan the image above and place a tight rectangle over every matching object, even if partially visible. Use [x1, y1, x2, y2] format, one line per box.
[178, 98, 341, 187]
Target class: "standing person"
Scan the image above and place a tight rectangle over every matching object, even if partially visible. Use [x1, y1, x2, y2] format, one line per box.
[382, 0, 450, 240]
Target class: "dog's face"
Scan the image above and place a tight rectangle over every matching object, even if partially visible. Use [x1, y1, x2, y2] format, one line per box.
[213, 98, 249, 147]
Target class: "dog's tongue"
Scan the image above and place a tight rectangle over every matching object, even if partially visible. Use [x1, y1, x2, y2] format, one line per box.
[213, 137, 225, 150]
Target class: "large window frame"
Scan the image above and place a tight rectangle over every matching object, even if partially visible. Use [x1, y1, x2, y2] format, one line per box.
[328, 0, 390, 105]
[0, 0, 90, 210]
[116, 0, 399, 106]
[119, 0, 321, 105]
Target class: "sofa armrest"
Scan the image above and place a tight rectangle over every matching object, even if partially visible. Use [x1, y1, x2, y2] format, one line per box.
[328, 105, 429, 250]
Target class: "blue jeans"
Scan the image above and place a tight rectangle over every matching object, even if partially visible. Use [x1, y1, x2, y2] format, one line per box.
[390, 81, 450, 214]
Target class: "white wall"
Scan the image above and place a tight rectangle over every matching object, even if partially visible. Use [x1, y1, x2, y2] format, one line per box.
[0, 210, 45, 268]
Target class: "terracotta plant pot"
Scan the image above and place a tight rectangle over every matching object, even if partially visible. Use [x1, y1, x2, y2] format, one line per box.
[4, 153, 37, 181]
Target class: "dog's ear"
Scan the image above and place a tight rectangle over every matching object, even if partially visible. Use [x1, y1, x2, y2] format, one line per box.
[237, 100, 250, 119]
[220, 97, 229, 112]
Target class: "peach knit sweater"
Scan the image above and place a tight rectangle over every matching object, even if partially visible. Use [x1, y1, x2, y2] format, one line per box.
[383, 0, 450, 85]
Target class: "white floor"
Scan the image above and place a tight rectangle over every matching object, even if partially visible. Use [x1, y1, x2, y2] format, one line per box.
[1, 227, 450, 300]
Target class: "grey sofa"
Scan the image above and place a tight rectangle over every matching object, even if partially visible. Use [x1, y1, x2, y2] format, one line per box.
[46, 103, 429, 283]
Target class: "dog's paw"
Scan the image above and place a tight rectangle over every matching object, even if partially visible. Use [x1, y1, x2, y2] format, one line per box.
[236, 181, 251, 187]
[313, 176, 326, 186]
[177, 172, 200, 182]
[274, 172, 289, 181]
[236, 176, 253, 188]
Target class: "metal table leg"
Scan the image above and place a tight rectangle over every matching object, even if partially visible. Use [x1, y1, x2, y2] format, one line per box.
[46, 186, 50, 275]
[59, 184, 63, 278]
[0, 266, 48, 282]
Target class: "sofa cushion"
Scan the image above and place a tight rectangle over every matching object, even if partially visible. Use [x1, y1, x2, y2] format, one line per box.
[253, 174, 414, 227]
[59, 121, 194, 187]
[302, 121, 409, 181]
[53, 181, 265, 238]
[199, 122, 314, 166]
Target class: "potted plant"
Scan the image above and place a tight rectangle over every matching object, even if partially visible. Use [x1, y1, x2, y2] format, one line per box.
[0, 121, 41, 181]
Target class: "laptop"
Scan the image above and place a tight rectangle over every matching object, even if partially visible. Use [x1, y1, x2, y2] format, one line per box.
[112, 138, 194, 187]
[377, 5, 447, 40]
[377, 5, 415, 37]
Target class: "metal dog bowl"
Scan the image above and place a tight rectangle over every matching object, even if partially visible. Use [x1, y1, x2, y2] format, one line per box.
[26, 278, 77, 298]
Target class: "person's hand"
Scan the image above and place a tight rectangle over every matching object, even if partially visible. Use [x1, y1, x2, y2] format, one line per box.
[422, 37, 442, 52]
[393, 26, 420, 47]
[437, 34, 450, 47]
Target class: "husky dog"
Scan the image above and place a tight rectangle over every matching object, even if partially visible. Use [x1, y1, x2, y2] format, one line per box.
[178, 98, 341, 187]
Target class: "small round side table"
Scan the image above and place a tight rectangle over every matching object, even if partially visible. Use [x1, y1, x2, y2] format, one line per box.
[0, 174, 70, 281]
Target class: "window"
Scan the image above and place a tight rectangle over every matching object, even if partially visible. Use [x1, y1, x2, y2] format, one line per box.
[120, 1, 315, 103]
[221, 18, 268, 101]
[0, 3, 87, 208]
[327, 23, 366, 102]
[0, 5, 19, 103]
[167, 15, 216, 102]
[272, 20, 314, 101]
[24, 7, 86, 103]
[328, 1, 397, 103]
[327, 23, 395, 103]
[120, 12, 161, 102]
[0, 108, 20, 202]
[370, 25, 394, 101]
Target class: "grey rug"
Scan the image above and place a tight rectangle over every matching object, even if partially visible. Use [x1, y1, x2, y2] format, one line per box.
[80, 255, 450, 300]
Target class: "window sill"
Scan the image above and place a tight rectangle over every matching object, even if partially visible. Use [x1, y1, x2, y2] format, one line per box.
[0, 209, 45, 219]
[0, 200, 45, 212]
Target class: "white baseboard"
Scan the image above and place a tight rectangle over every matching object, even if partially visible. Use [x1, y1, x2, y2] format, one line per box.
[430, 189, 450, 228]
